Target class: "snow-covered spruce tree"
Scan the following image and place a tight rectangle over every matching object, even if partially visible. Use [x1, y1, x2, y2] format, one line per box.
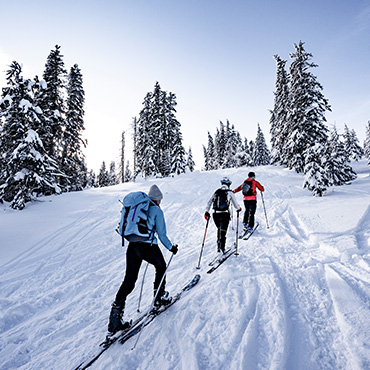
[0, 62, 61, 208]
[203, 145, 209, 171]
[124, 161, 132, 182]
[270, 55, 290, 165]
[254, 124, 270, 166]
[131, 117, 138, 180]
[108, 161, 118, 185]
[303, 143, 327, 196]
[135, 83, 186, 178]
[151, 82, 167, 176]
[36, 45, 68, 162]
[87, 169, 97, 188]
[167, 92, 187, 175]
[136, 91, 155, 178]
[118, 130, 125, 183]
[61, 64, 86, 191]
[242, 137, 253, 166]
[223, 123, 242, 168]
[324, 125, 356, 186]
[286, 41, 331, 173]
[232, 131, 248, 167]
[343, 124, 363, 161]
[214, 121, 227, 168]
[187, 147, 195, 172]
[206, 132, 216, 170]
[97, 161, 109, 187]
[249, 140, 256, 166]
[364, 121, 370, 163]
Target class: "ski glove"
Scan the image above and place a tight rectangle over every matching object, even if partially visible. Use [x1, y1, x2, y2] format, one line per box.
[171, 245, 178, 255]
[236, 208, 242, 213]
[204, 211, 210, 220]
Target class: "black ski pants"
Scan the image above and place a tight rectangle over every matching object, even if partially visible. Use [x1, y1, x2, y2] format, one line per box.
[213, 211, 230, 253]
[114, 242, 166, 309]
[243, 199, 257, 228]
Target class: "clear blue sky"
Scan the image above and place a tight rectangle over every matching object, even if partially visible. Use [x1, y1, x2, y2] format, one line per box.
[1, 0, 369, 172]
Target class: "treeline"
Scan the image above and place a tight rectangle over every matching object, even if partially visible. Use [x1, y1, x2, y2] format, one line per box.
[202, 41, 369, 197]
[203, 121, 270, 170]
[0, 45, 86, 209]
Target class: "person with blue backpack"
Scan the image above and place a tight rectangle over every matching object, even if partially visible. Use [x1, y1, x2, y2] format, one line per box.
[204, 177, 241, 254]
[107, 184, 178, 335]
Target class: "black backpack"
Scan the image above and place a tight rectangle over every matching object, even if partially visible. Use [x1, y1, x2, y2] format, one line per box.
[242, 180, 254, 196]
[213, 188, 230, 211]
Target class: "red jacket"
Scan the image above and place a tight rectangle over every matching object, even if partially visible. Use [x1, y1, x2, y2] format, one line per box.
[233, 178, 264, 200]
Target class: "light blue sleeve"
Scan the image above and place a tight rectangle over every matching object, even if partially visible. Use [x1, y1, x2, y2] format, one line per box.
[153, 207, 173, 251]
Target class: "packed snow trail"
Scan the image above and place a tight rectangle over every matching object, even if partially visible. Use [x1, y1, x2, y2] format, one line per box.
[1, 161, 370, 370]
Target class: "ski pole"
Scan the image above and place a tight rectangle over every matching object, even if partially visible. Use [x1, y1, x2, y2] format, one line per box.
[196, 217, 210, 269]
[260, 191, 269, 229]
[137, 263, 149, 312]
[131, 253, 174, 350]
[231, 208, 234, 230]
[235, 210, 240, 256]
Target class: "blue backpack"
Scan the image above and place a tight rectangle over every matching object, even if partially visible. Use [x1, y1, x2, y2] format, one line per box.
[118, 192, 155, 244]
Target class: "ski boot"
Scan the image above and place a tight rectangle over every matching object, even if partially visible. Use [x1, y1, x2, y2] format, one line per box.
[107, 304, 130, 335]
[154, 291, 172, 309]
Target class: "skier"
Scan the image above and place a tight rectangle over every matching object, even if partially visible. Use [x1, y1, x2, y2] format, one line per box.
[107, 184, 178, 335]
[204, 177, 241, 254]
[233, 172, 264, 233]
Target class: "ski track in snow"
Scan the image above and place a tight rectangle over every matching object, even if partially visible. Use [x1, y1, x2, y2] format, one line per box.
[1, 162, 370, 370]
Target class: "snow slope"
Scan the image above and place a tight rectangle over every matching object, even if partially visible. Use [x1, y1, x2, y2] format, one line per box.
[1, 161, 370, 370]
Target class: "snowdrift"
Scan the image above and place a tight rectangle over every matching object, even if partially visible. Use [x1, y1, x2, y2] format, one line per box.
[1, 161, 370, 370]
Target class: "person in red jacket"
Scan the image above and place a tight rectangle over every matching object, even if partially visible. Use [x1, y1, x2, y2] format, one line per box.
[233, 172, 264, 232]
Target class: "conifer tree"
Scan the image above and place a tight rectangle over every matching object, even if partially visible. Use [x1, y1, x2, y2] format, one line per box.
[136, 92, 155, 178]
[108, 161, 118, 185]
[61, 63, 86, 191]
[270, 55, 290, 165]
[249, 140, 256, 166]
[119, 130, 125, 183]
[214, 121, 226, 168]
[187, 147, 195, 172]
[131, 117, 138, 180]
[135, 83, 186, 178]
[167, 92, 186, 175]
[203, 145, 209, 171]
[324, 125, 356, 186]
[0, 62, 61, 208]
[223, 123, 239, 168]
[124, 161, 132, 182]
[343, 124, 363, 161]
[254, 124, 271, 166]
[206, 132, 216, 170]
[87, 169, 97, 188]
[364, 121, 370, 163]
[286, 41, 331, 173]
[36, 45, 68, 161]
[98, 161, 109, 187]
[303, 143, 327, 196]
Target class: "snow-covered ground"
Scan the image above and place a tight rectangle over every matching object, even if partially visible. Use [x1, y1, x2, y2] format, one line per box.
[1, 161, 370, 370]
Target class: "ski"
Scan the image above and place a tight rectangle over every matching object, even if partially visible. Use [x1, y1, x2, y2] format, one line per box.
[207, 247, 236, 274]
[74, 274, 200, 370]
[119, 274, 200, 346]
[208, 247, 232, 266]
[242, 222, 259, 240]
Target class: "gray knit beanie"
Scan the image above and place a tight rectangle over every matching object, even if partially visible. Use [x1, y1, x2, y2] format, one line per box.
[148, 184, 163, 201]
